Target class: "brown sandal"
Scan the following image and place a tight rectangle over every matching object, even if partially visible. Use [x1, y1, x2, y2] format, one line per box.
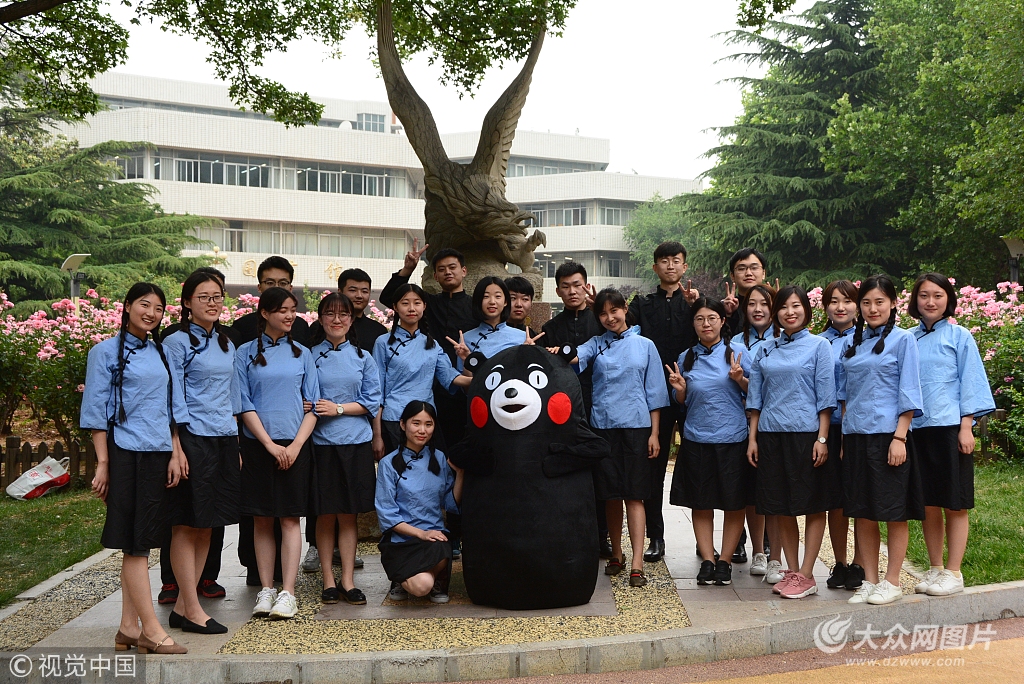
[629, 569, 647, 587]
[605, 557, 624, 575]
[114, 630, 138, 651]
[138, 633, 188, 655]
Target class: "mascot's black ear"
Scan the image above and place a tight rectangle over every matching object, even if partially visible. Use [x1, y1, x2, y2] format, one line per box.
[465, 352, 488, 374]
[555, 345, 576, 362]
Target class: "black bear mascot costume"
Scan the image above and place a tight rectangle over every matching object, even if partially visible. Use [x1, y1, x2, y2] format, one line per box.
[449, 344, 610, 610]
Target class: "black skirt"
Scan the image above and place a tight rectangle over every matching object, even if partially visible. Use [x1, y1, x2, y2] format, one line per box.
[378, 535, 452, 583]
[669, 439, 752, 511]
[593, 427, 652, 501]
[102, 437, 173, 557]
[755, 431, 839, 516]
[172, 428, 241, 528]
[311, 442, 376, 516]
[842, 432, 925, 521]
[239, 436, 312, 518]
[912, 425, 974, 510]
[824, 424, 846, 512]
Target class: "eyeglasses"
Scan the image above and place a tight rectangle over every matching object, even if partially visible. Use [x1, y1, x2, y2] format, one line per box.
[694, 315, 721, 325]
[261, 279, 292, 288]
[733, 264, 763, 275]
[194, 294, 225, 304]
[323, 311, 352, 320]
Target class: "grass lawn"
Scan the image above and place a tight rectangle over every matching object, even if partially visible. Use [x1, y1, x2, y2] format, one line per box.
[904, 458, 1024, 586]
[0, 484, 105, 607]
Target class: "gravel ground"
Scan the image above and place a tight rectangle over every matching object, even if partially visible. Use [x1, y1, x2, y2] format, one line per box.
[0, 550, 158, 652]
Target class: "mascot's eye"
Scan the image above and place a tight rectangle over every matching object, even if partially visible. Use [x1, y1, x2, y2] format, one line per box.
[528, 370, 548, 389]
[485, 371, 502, 390]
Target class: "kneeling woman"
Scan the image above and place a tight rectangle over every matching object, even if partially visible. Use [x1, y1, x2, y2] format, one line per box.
[235, 288, 320, 620]
[81, 283, 189, 654]
[375, 401, 464, 603]
[310, 293, 382, 606]
[668, 298, 751, 587]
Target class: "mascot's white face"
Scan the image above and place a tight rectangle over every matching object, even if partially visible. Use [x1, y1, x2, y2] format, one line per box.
[484, 362, 548, 431]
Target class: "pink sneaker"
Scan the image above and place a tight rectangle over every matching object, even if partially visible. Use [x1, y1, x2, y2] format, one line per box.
[780, 573, 818, 599]
[771, 570, 798, 594]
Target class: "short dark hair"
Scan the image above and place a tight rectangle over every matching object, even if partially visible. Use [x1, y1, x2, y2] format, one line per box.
[431, 248, 465, 268]
[196, 266, 227, 284]
[337, 268, 372, 290]
[504, 276, 534, 299]
[554, 261, 587, 286]
[728, 248, 767, 273]
[908, 272, 957, 320]
[654, 241, 687, 261]
[257, 256, 294, 282]
[472, 276, 511, 323]
[592, 287, 637, 328]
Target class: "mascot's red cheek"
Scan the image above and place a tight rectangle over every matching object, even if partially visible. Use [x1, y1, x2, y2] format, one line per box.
[547, 392, 572, 425]
[471, 396, 489, 428]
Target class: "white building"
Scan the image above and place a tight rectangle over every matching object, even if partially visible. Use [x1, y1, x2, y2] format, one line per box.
[62, 73, 701, 304]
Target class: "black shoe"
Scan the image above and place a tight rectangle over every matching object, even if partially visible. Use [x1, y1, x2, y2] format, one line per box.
[714, 560, 733, 586]
[168, 610, 184, 629]
[245, 568, 261, 587]
[643, 539, 665, 563]
[844, 563, 865, 590]
[732, 528, 748, 563]
[695, 544, 720, 561]
[342, 587, 367, 605]
[321, 587, 341, 604]
[182, 617, 228, 634]
[763, 530, 771, 557]
[451, 539, 462, 559]
[354, 556, 364, 569]
[157, 584, 178, 604]
[599, 534, 614, 559]
[827, 562, 849, 589]
[198, 579, 226, 598]
[696, 559, 717, 585]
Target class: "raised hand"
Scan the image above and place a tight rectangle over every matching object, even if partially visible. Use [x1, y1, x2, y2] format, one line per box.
[773, 278, 781, 291]
[402, 238, 430, 274]
[728, 352, 744, 383]
[584, 283, 597, 308]
[683, 279, 699, 304]
[524, 330, 545, 346]
[445, 330, 470, 360]
[722, 282, 739, 314]
[665, 362, 686, 394]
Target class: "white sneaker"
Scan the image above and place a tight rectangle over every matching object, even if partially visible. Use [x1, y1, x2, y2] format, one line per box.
[253, 587, 278, 617]
[914, 568, 942, 594]
[765, 560, 786, 584]
[848, 581, 875, 604]
[269, 590, 298, 619]
[750, 553, 769, 576]
[301, 546, 320, 573]
[926, 570, 964, 596]
[428, 589, 449, 604]
[867, 579, 902, 605]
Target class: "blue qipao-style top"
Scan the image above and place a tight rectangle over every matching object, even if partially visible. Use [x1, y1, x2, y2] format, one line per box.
[838, 325, 923, 435]
[163, 323, 240, 438]
[375, 446, 459, 544]
[234, 334, 320, 441]
[310, 339, 381, 446]
[678, 339, 752, 444]
[911, 318, 995, 429]
[747, 328, 837, 433]
[372, 326, 461, 422]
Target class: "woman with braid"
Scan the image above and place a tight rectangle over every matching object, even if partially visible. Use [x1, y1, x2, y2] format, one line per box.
[838, 275, 924, 606]
[666, 298, 752, 587]
[162, 270, 240, 634]
[371, 284, 471, 459]
[234, 287, 320, 620]
[81, 283, 190, 654]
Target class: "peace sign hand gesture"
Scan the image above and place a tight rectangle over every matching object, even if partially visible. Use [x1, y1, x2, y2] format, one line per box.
[722, 282, 739, 314]
[728, 351, 744, 383]
[446, 330, 471, 360]
[665, 362, 686, 394]
[524, 330, 545, 346]
[401, 238, 430, 275]
[682, 279, 700, 304]
[584, 283, 597, 308]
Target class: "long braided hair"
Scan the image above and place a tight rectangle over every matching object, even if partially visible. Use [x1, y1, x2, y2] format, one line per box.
[682, 297, 735, 371]
[391, 401, 441, 477]
[387, 283, 435, 349]
[177, 270, 231, 352]
[311, 292, 363, 357]
[844, 275, 899, 358]
[820, 279, 859, 334]
[112, 282, 175, 426]
[252, 287, 303, 367]
[741, 284, 777, 348]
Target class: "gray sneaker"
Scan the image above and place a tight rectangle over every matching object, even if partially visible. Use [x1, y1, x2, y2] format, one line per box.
[388, 581, 409, 601]
[429, 589, 449, 604]
[301, 546, 320, 573]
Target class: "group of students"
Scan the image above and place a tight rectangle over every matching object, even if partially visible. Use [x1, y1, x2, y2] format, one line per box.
[79, 240, 995, 655]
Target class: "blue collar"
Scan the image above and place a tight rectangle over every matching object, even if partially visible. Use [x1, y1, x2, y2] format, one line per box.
[260, 332, 288, 347]
[780, 328, 810, 343]
[696, 338, 726, 355]
[916, 317, 949, 338]
[189, 322, 215, 339]
[123, 331, 148, 350]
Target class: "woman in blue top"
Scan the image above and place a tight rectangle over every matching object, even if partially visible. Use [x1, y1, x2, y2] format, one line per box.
[375, 401, 464, 603]
[162, 270, 240, 635]
[908, 273, 995, 598]
[453, 277, 532, 369]
[308, 293, 382, 607]
[81, 282, 189, 654]
[839, 275, 925, 606]
[666, 298, 752, 587]
[235, 287, 320, 620]
[747, 286, 837, 600]
[371, 284, 471, 458]
[818, 280, 864, 593]
[570, 288, 668, 588]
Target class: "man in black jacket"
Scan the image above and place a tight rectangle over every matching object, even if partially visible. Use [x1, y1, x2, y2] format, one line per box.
[540, 261, 609, 556]
[629, 242, 699, 562]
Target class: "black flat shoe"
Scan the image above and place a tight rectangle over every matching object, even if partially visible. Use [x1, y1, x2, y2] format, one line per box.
[342, 587, 367, 605]
[321, 587, 340, 604]
[599, 535, 614, 559]
[731, 547, 748, 564]
[643, 539, 665, 563]
[245, 568, 261, 587]
[168, 611, 184, 629]
[181, 617, 228, 635]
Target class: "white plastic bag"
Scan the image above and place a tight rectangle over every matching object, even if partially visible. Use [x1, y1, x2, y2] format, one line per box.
[5, 456, 71, 500]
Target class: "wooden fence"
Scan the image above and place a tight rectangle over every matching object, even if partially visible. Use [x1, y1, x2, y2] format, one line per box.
[0, 437, 96, 489]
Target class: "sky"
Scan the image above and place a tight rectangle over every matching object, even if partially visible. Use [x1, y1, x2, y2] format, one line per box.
[106, 1, 771, 180]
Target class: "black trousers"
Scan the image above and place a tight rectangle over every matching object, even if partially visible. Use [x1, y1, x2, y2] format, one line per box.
[237, 515, 283, 581]
[159, 526, 224, 585]
[644, 403, 681, 541]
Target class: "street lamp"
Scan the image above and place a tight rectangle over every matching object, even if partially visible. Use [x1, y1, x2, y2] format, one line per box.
[60, 254, 90, 313]
[1003, 237, 1024, 285]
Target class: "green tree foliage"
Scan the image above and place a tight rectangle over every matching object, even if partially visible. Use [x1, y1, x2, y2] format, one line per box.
[679, 0, 902, 287]
[0, 108, 213, 309]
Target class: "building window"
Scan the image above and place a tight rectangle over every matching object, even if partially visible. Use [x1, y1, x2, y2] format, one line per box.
[113, 154, 145, 179]
[355, 113, 386, 132]
[600, 203, 635, 226]
[606, 259, 621, 278]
